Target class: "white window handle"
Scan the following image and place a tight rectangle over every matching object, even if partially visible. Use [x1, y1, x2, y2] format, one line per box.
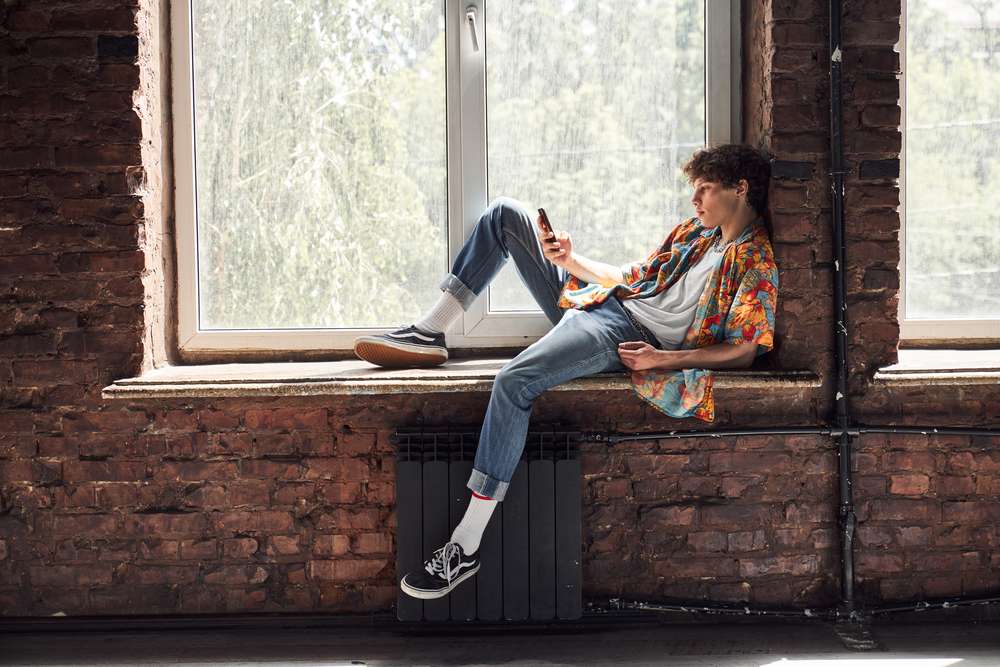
[466, 6, 480, 52]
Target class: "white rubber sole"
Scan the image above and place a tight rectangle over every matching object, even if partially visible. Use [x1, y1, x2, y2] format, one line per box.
[353, 336, 448, 368]
[399, 563, 480, 600]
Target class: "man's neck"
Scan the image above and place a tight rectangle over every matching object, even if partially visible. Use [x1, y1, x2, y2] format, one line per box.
[718, 208, 758, 244]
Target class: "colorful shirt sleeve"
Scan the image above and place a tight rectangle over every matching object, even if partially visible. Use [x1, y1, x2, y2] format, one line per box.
[618, 258, 649, 285]
[722, 264, 779, 356]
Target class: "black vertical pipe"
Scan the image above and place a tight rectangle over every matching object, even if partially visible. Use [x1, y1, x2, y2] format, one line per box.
[829, 0, 857, 611]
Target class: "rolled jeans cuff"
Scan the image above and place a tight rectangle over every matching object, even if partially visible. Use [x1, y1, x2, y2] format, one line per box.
[439, 273, 477, 311]
[467, 467, 509, 502]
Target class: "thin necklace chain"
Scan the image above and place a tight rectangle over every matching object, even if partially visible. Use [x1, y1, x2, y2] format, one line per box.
[712, 234, 734, 253]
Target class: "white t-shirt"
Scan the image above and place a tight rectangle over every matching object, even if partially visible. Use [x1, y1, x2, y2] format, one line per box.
[621, 243, 725, 350]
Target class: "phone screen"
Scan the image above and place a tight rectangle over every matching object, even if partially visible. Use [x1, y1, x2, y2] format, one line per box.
[537, 208, 554, 237]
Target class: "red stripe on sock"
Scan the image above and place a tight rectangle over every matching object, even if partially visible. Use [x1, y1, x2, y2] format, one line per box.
[471, 491, 494, 500]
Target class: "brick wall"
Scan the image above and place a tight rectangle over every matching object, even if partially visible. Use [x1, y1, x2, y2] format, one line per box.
[1, 0, 997, 617]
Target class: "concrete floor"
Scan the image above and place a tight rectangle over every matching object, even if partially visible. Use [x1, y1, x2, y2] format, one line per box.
[1, 615, 999, 666]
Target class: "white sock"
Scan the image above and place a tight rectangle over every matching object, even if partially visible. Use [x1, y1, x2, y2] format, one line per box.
[414, 289, 464, 334]
[450, 492, 498, 555]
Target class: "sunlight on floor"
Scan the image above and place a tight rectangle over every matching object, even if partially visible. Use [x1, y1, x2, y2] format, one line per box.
[762, 659, 962, 666]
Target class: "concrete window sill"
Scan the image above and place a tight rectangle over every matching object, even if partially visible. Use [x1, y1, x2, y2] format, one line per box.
[102, 359, 821, 400]
[874, 349, 1000, 386]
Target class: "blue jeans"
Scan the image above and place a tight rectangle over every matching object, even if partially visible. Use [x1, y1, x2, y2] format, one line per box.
[439, 197, 657, 502]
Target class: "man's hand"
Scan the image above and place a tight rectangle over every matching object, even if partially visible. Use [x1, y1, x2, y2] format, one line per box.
[537, 213, 574, 269]
[619, 340, 759, 372]
[617, 341, 663, 371]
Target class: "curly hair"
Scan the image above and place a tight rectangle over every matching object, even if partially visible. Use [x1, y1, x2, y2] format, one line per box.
[682, 143, 773, 218]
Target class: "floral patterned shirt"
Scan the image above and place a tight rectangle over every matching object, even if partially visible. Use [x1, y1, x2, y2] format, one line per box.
[556, 216, 779, 422]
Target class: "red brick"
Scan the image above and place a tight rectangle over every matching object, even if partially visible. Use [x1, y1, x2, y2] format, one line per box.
[245, 407, 329, 431]
[223, 537, 259, 558]
[304, 458, 370, 481]
[848, 47, 900, 73]
[314, 508, 380, 531]
[885, 451, 938, 472]
[85, 90, 134, 112]
[197, 409, 240, 430]
[213, 510, 294, 534]
[239, 459, 302, 480]
[62, 460, 146, 482]
[845, 184, 899, 209]
[52, 513, 119, 537]
[56, 250, 145, 273]
[335, 429, 376, 456]
[353, 532, 391, 555]
[773, 47, 820, 73]
[861, 104, 901, 128]
[846, 128, 901, 153]
[687, 531, 727, 552]
[62, 409, 149, 432]
[856, 553, 906, 573]
[28, 37, 93, 58]
[847, 76, 900, 103]
[709, 452, 792, 474]
[773, 22, 824, 46]
[96, 482, 139, 508]
[0, 90, 54, 115]
[29, 563, 114, 586]
[942, 502, 1000, 524]
[6, 10, 50, 31]
[227, 480, 270, 506]
[54, 144, 141, 167]
[155, 461, 238, 482]
[308, 559, 388, 582]
[122, 512, 207, 537]
[0, 146, 54, 170]
[896, 526, 931, 547]
[654, 557, 739, 578]
[739, 554, 819, 577]
[124, 564, 198, 585]
[785, 501, 834, 523]
[312, 534, 350, 557]
[97, 63, 139, 87]
[843, 20, 900, 45]
[868, 498, 940, 522]
[771, 0, 817, 20]
[889, 474, 930, 495]
[319, 482, 361, 503]
[50, 9, 137, 32]
[139, 538, 180, 560]
[266, 535, 302, 556]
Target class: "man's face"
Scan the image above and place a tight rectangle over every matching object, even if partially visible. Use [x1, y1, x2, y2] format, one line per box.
[690, 177, 744, 228]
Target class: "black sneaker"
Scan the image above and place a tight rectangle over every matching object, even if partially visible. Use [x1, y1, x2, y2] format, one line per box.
[353, 324, 448, 368]
[400, 541, 480, 600]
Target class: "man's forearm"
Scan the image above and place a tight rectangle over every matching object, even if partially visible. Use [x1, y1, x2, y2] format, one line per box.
[655, 342, 757, 370]
[565, 253, 625, 288]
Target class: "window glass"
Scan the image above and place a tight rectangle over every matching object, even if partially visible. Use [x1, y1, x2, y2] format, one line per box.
[191, 1, 447, 329]
[905, 0, 1000, 320]
[485, 0, 705, 311]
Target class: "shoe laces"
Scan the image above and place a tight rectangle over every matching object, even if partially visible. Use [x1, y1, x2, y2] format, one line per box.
[425, 541, 461, 580]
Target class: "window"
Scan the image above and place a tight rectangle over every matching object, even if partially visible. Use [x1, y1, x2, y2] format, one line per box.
[900, 0, 1000, 342]
[171, 0, 740, 355]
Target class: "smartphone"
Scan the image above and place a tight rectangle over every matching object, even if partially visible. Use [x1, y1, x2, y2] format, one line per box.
[537, 207, 554, 238]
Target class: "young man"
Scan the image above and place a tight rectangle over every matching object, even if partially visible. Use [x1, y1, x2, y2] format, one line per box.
[353, 143, 778, 600]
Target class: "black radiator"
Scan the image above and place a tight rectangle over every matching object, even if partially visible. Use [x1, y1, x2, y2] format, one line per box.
[392, 427, 583, 622]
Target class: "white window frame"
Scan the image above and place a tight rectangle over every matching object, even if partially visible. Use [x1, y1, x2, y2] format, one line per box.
[898, 0, 1000, 342]
[171, 0, 741, 356]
